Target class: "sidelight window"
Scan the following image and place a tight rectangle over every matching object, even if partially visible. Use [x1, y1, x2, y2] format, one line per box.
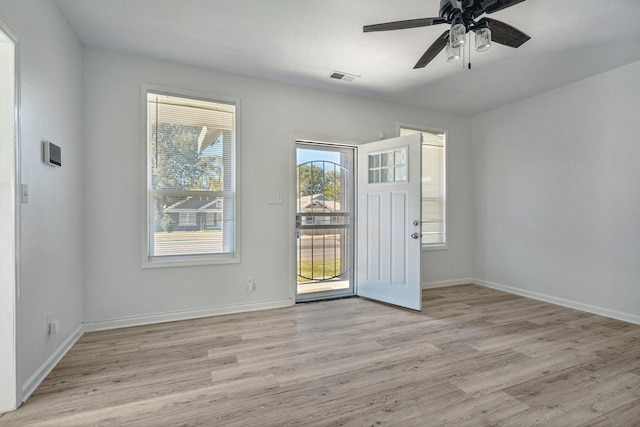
[400, 126, 446, 247]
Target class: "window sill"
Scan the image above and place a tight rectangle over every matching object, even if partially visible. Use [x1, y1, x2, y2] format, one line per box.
[142, 254, 240, 269]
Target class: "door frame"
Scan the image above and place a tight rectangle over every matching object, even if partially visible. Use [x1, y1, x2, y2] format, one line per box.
[290, 138, 357, 302]
[290, 135, 422, 310]
[0, 19, 21, 412]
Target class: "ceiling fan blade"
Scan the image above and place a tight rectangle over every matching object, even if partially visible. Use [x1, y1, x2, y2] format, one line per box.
[414, 30, 449, 69]
[363, 17, 446, 33]
[477, 17, 530, 48]
[482, 0, 526, 14]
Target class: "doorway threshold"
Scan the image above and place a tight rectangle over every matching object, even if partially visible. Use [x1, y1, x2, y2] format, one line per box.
[296, 294, 357, 304]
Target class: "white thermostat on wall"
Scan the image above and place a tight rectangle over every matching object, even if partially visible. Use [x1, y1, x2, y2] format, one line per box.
[43, 140, 61, 167]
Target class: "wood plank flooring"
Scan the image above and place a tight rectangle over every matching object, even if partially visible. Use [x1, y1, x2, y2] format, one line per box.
[1, 284, 640, 426]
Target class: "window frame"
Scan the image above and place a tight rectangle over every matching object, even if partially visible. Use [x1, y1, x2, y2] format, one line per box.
[397, 123, 448, 251]
[141, 85, 241, 268]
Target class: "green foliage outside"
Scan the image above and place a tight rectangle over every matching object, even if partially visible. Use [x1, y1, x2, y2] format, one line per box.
[297, 163, 342, 201]
[297, 258, 342, 283]
[151, 123, 225, 191]
[161, 214, 174, 233]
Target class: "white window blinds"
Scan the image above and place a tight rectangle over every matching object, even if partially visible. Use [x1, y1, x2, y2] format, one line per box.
[146, 91, 237, 262]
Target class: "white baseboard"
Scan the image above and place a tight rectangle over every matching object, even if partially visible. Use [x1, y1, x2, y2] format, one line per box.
[422, 278, 472, 289]
[22, 324, 84, 402]
[473, 278, 640, 326]
[83, 299, 293, 332]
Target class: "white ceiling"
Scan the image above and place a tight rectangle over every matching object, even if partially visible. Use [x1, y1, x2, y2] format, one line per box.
[56, 0, 640, 116]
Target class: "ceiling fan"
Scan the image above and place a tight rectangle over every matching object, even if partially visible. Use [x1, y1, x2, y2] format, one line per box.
[363, 0, 530, 69]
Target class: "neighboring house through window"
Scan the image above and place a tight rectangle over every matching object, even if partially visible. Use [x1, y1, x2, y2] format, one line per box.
[144, 88, 239, 265]
[178, 212, 196, 227]
[400, 126, 447, 248]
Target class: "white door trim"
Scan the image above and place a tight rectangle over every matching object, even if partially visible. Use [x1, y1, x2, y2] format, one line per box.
[0, 18, 21, 413]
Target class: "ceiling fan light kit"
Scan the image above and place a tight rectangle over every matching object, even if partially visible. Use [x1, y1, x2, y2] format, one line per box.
[445, 42, 461, 62]
[450, 22, 467, 48]
[363, 0, 529, 70]
[475, 26, 492, 52]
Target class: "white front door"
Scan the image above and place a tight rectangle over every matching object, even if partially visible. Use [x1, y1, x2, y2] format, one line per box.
[356, 134, 422, 311]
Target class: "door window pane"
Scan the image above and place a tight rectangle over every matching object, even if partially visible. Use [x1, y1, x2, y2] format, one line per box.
[368, 148, 408, 184]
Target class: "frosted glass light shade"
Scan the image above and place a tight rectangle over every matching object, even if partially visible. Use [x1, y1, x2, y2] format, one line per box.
[446, 43, 461, 62]
[449, 23, 466, 48]
[475, 27, 492, 52]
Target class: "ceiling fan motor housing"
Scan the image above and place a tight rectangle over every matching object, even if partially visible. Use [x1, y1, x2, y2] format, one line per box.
[441, 0, 488, 29]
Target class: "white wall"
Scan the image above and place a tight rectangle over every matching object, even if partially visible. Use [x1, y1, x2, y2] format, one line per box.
[0, 0, 85, 402]
[472, 60, 640, 322]
[82, 48, 473, 327]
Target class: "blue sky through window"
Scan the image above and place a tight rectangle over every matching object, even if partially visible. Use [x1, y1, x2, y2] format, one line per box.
[297, 148, 341, 166]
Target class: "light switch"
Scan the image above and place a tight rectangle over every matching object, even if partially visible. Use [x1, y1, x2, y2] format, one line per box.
[267, 193, 283, 205]
[21, 184, 28, 203]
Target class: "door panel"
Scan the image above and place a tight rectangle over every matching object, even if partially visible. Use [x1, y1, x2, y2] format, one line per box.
[357, 134, 422, 311]
[390, 191, 407, 285]
[366, 193, 381, 281]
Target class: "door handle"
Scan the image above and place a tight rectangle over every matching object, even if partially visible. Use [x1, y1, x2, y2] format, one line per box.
[411, 232, 420, 240]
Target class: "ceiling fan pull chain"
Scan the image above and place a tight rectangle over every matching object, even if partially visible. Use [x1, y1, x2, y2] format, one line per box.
[465, 32, 471, 70]
[468, 33, 472, 70]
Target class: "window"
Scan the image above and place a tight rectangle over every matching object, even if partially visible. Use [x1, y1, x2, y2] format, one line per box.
[400, 126, 446, 247]
[368, 148, 407, 183]
[145, 89, 238, 265]
[178, 212, 196, 226]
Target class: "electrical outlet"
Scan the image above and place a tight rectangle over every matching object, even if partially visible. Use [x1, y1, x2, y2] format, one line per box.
[247, 277, 255, 292]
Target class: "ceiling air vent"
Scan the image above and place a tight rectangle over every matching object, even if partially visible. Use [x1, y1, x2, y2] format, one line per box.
[330, 71, 360, 82]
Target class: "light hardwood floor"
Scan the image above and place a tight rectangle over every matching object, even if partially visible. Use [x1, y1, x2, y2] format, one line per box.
[2, 285, 640, 426]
